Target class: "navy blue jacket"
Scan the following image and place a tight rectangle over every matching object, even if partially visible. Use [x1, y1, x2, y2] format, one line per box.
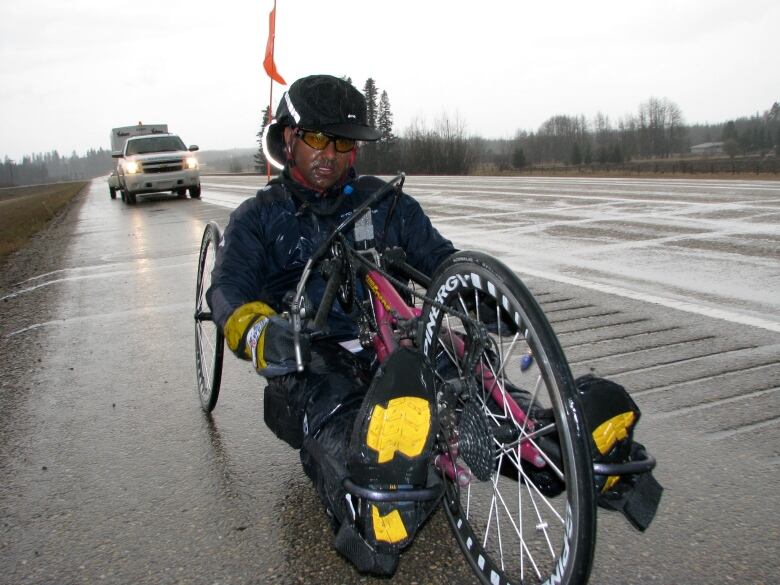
[207, 171, 456, 339]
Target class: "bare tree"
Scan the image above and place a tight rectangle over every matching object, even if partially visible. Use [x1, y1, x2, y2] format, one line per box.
[636, 97, 686, 157]
[399, 113, 473, 175]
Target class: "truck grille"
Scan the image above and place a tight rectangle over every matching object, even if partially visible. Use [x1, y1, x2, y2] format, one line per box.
[140, 158, 184, 173]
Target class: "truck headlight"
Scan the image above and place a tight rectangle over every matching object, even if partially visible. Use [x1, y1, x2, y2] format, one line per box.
[125, 161, 141, 174]
[185, 156, 198, 170]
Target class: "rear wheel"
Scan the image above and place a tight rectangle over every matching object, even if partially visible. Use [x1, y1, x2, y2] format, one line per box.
[195, 222, 224, 412]
[420, 251, 596, 585]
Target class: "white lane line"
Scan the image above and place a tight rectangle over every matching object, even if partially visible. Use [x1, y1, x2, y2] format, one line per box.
[408, 187, 780, 207]
[201, 191, 252, 209]
[201, 197, 244, 209]
[500, 261, 780, 334]
[405, 177, 780, 192]
[200, 182, 258, 190]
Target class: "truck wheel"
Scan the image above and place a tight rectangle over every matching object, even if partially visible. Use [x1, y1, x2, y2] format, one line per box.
[176, 188, 187, 199]
[189, 185, 201, 199]
[125, 191, 137, 205]
[110, 187, 117, 199]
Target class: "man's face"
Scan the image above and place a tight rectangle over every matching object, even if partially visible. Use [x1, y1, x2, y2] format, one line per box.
[284, 127, 352, 192]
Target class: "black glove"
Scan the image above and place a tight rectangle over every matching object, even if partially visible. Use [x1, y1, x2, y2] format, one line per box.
[247, 315, 310, 377]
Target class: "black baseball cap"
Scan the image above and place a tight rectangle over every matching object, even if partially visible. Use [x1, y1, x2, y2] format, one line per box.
[263, 75, 381, 169]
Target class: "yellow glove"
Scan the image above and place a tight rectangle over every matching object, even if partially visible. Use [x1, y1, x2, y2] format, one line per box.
[224, 301, 309, 377]
[246, 315, 308, 377]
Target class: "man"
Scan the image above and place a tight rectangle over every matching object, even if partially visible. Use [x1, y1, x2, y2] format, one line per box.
[207, 74, 456, 575]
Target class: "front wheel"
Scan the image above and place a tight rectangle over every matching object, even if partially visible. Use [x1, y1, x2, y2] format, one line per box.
[195, 222, 224, 412]
[109, 186, 117, 199]
[420, 251, 596, 585]
[189, 185, 201, 199]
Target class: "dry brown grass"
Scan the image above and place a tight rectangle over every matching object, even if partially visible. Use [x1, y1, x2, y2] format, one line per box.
[0, 182, 87, 262]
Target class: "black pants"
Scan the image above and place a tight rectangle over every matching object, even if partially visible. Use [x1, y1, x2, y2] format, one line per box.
[264, 342, 375, 524]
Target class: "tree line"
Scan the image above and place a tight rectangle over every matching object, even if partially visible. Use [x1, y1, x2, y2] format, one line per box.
[1, 149, 113, 188]
[506, 98, 779, 170]
[4, 88, 777, 187]
[254, 79, 778, 176]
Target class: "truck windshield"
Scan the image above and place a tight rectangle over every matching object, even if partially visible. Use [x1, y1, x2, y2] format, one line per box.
[126, 136, 187, 155]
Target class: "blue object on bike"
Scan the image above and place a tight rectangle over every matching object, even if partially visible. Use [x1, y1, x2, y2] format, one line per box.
[520, 354, 534, 371]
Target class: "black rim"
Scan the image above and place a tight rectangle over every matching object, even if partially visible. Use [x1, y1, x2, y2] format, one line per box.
[195, 223, 224, 412]
[423, 253, 595, 585]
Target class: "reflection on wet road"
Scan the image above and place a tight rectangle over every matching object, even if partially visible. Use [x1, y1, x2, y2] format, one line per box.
[1, 176, 778, 585]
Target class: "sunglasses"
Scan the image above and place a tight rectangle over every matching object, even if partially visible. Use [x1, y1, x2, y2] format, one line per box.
[295, 129, 356, 153]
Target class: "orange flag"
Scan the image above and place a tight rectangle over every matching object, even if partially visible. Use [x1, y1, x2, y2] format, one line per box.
[263, 1, 286, 85]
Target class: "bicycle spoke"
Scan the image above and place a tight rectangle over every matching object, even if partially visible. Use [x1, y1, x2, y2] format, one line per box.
[490, 451, 555, 580]
[425, 252, 595, 585]
[520, 374, 544, 438]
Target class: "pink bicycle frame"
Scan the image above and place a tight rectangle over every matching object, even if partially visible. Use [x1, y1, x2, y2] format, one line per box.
[363, 268, 547, 485]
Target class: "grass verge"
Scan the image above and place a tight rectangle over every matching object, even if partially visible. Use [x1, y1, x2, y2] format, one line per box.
[0, 182, 87, 264]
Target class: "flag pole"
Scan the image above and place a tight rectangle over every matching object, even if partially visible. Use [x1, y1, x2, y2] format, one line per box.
[263, 0, 285, 180]
[266, 0, 277, 181]
[267, 79, 273, 180]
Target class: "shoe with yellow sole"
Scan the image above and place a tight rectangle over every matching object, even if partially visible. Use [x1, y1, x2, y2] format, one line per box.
[346, 347, 438, 550]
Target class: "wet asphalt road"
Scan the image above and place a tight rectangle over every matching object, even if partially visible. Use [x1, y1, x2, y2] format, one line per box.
[1, 176, 778, 585]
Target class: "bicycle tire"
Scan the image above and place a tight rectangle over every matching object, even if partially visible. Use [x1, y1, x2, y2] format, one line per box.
[419, 251, 596, 585]
[195, 222, 224, 412]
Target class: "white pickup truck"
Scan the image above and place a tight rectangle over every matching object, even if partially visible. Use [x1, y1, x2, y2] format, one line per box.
[109, 124, 201, 205]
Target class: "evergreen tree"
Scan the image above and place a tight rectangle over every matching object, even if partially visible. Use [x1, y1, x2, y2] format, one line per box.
[723, 139, 741, 158]
[363, 78, 378, 128]
[378, 90, 394, 142]
[512, 146, 526, 169]
[254, 106, 271, 172]
[609, 143, 624, 163]
[769, 101, 780, 122]
[583, 141, 593, 164]
[570, 143, 582, 165]
[722, 120, 738, 142]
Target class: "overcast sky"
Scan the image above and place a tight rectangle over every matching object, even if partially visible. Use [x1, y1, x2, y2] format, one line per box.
[1, 0, 777, 160]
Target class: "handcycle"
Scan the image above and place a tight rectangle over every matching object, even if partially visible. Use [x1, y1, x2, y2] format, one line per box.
[194, 174, 659, 585]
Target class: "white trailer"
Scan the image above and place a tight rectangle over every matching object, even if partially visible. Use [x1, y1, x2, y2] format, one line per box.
[110, 123, 168, 154]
